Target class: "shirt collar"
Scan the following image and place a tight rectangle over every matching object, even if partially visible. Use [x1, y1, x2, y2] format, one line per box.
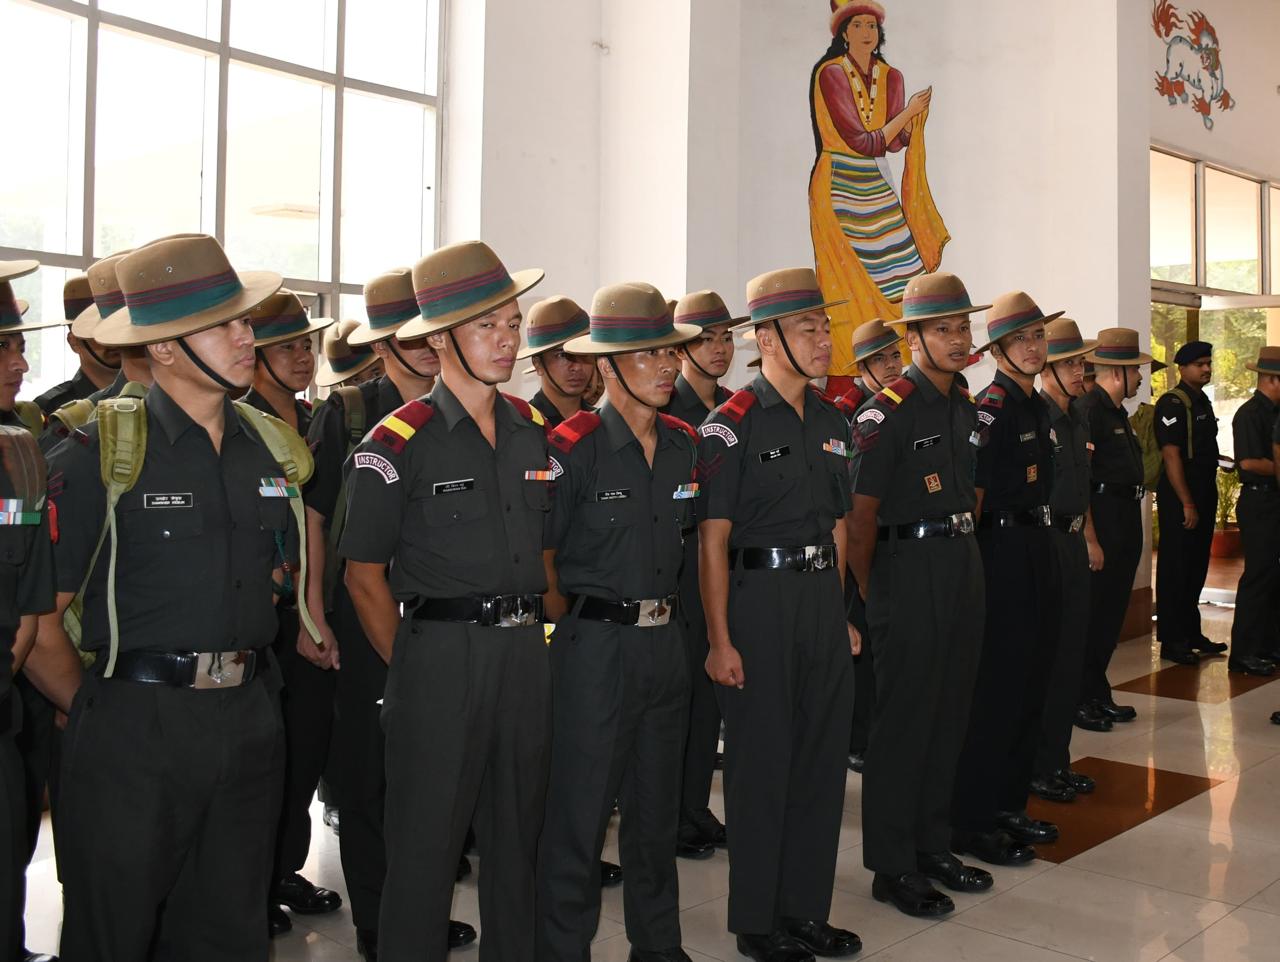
[0, 407, 19, 428]
[70, 368, 94, 394]
[1254, 388, 1276, 411]
[993, 368, 1031, 401]
[600, 401, 675, 453]
[674, 374, 702, 413]
[430, 378, 519, 435]
[149, 383, 242, 446]
[1176, 379, 1203, 399]
[1038, 388, 1072, 421]
[903, 364, 965, 405]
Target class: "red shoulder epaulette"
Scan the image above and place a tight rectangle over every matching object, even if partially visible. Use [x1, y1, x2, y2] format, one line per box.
[300, 398, 313, 411]
[960, 386, 975, 404]
[874, 376, 915, 410]
[549, 410, 602, 453]
[657, 412, 698, 442]
[371, 399, 433, 454]
[832, 384, 867, 419]
[978, 383, 1006, 410]
[719, 389, 757, 424]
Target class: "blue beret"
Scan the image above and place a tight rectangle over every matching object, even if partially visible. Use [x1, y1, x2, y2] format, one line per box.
[1174, 341, 1212, 365]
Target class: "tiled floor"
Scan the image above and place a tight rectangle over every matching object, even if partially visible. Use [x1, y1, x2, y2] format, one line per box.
[24, 604, 1280, 961]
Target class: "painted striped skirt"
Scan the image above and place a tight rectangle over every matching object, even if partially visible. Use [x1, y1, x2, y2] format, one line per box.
[829, 151, 925, 302]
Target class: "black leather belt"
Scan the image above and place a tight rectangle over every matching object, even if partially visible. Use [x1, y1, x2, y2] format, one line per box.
[731, 544, 838, 572]
[1092, 482, 1145, 500]
[1242, 481, 1278, 492]
[413, 594, 544, 628]
[878, 511, 975, 541]
[1053, 513, 1086, 534]
[978, 506, 1052, 529]
[111, 648, 268, 689]
[576, 594, 678, 627]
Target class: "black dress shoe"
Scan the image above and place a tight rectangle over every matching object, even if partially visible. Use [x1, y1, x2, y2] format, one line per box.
[1074, 703, 1114, 733]
[24, 951, 59, 962]
[996, 811, 1059, 844]
[456, 854, 473, 881]
[1272, 711, 1280, 725]
[1054, 768, 1096, 794]
[274, 873, 342, 914]
[735, 931, 815, 962]
[1228, 656, 1276, 676]
[715, 751, 724, 770]
[677, 836, 717, 860]
[1029, 773, 1076, 803]
[1190, 636, 1228, 655]
[1094, 699, 1137, 723]
[268, 903, 292, 938]
[916, 851, 993, 893]
[1161, 644, 1200, 666]
[780, 919, 862, 958]
[322, 803, 340, 835]
[601, 860, 624, 887]
[629, 949, 693, 962]
[871, 871, 954, 917]
[686, 807, 727, 846]
[449, 920, 478, 949]
[952, 829, 1036, 866]
[847, 752, 864, 774]
[357, 929, 378, 961]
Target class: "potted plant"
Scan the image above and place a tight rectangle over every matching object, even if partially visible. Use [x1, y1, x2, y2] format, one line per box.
[1211, 468, 1242, 558]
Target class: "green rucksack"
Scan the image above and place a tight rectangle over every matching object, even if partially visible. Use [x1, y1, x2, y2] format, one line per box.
[321, 385, 367, 609]
[1130, 388, 1193, 488]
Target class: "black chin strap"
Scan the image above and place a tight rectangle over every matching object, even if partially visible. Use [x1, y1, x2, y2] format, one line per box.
[535, 357, 573, 399]
[683, 341, 717, 381]
[447, 330, 500, 386]
[257, 349, 296, 395]
[772, 320, 806, 377]
[606, 356, 651, 408]
[996, 342, 1043, 380]
[1050, 361, 1079, 398]
[909, 323, 944, 373]
[177, 337, 239, 393]
[83, 341, 121, 372]
[388, 338, 434, 380]
[861, 365, 885, 392]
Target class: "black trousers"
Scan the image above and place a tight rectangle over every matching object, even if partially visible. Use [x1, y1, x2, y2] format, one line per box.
[15, 673, 55, 949]
[677, 537, 721, 827]
[717, 566, 852, 935]
[536, 613, 689, 960]
[952, 527, 1058, 833]
[380, 619, 550, 962]
[272, 606, 336, 882]
[1156, 473, 1217, 646]
[0, 699, 26, 962]
[1229, 488, 1280, 661]
[1079, 494, 1142, 705]
[330, 583, 389, 934]
[58, 672, 285, 962]
[862, 536, 983, 875]
[1034, 530, 1090, 777]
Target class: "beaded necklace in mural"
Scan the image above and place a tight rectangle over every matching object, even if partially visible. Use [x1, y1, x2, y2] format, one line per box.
[843, 55, 882, 128]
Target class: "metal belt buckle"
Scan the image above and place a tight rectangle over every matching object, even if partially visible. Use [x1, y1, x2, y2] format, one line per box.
[194, 651, 247, 689]
[1134, 485, 1146, 500]
[951, 512, 975, 536]
[1034, 505, 1052, 527]
[1070, 515, 1085, 534]
[803, 545, 831, 570]
[637, 598, 673, 627]
[494, 595, 539, 628]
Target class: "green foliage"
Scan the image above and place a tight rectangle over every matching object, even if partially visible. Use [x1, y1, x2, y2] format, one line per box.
[1216, 468, 1241, 528]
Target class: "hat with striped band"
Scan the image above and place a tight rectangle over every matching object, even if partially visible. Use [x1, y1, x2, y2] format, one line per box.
[831, 0, 886, 34]
[316, 319, 381, 387]
[1084, 328, 1153, 366]
[731, 267, 847, 332]
[852, 318, 903, 363]
[516, 295, 591, 360]
[348, 268, 422, 347]
[71, 251, 134, 340]
[1042, 317, 1096, 363]
[1245, 345, 1280, 375]
[0, 260, 59, 335]
[63, 274, 94, 322]
[564, 282, 701, 355]
[975, 290, 1062, 352]
[674, 290, 748, 331]
[399, 240, 545, 340]
[249, 290, 334, 349]
[892, 271, 991, 328]
[94, 234, 282, 347]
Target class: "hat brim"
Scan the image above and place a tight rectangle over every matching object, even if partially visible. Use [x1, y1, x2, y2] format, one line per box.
[1244, 361, 1280, 374]
[399, 267, 546, 340]
[729, 298, 848, 332]
[563, 323, 702, 356]
[347, 316, 417, 347]
[522, 364, 537, 375]
[1084, 348, 1154, 366]
[316, 352, 381, 388]
[973, 310, 1066, 353]
[515, 326, 589, 360]
[889, 302, 994, 329]
[0, 260, 39, 284]
[254, 316, 335, 349]
[1044, 338, 1098, 364]
[852, 332, 905, 364]
[70, 303, 108, 339]
[94, 270, 283, 347]
[1, 316, 65, 335]
[747, 356, 762, 367]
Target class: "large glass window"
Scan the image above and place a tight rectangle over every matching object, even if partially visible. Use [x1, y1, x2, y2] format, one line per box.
[1150, 152, 1195, 284]
[230, 0, 336, 72]
[345, 0, 440, 95]
[1204, 167, 1260, 293]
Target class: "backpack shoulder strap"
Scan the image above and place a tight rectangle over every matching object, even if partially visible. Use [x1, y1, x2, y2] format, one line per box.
[332, 385, 367, 449]
[0, 425, 47, 510]
[12, 400, 44, 436]
[1169, 387, 1195, 460]
[48, 397, 96, 439]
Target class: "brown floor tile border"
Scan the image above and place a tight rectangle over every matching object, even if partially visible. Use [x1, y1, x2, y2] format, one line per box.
[1112, 657, 1279, 704]
[1027, 756, 1220, 862]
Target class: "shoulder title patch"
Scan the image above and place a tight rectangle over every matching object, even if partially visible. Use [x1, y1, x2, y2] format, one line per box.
[371, 399, 433, 454]
[548, 410, 602, 454]
[699, 422, 739, 447]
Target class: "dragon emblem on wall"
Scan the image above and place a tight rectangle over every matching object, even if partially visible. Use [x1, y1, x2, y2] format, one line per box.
[1152, 1, 1234, 130]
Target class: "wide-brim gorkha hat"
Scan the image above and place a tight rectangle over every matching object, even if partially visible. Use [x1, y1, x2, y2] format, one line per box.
[1043, 317, 1096, 363]
[71, 251, 133, 340]
[399, 240, 544, 340]
[249, 290, 334, 348]
[893, 271, 991, 328]
[564, 282, 701, 356]
[975, 290, 1064, 352]
[1085, 328, 1153, 366]
[347, 268, 421, 346]
[831, 0, 885, 34]
[852, 318, 903, 363]
[63, 274, 94, 323]
[94, 234, 282, 347]
[1245, 345, 1280, 375]
[516, 295, 590, 360]
[316, 318, 381, 387]
[732, 267, 847, 333]
[674, 290, 748, 331]
[0, 259, 60, 334]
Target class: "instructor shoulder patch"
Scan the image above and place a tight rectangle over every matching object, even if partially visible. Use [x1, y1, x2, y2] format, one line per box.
[657, 412, 698, 443]
[548, 410, 602, 454]
[371, 399, 433, 454]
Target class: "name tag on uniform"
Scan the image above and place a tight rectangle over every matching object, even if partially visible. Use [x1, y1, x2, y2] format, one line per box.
[759, 446, 790, 462]
[433, 478, 475, 495]
[144, 493, 193, 508]
[259, 477, 298, 498]
[1018, 431, 1036, 443]
[913, 434, 941, 450]
[823, 439, 852, 457]
[1114, 427, 1126, 434]
[596, 488, 630, 502]
[673, 483, 700, 500]
[0, 499, 39, 525]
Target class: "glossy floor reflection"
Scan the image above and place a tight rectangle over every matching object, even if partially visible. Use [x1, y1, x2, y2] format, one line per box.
[23, 607, 1280, 960]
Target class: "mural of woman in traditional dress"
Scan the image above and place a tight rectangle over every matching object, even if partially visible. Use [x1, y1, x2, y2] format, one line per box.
[809, 0, 950, 383]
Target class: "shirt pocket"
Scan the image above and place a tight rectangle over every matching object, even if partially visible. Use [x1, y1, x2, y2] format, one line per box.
[747, 440, 805, 489]
[256, 499, 290, 533]
[422, 488, 493, 564]
[523, 480, 552, 513]
[120, 505, 206, 586]
[0, 526, 29, 568]
[583, 498, 639, 531]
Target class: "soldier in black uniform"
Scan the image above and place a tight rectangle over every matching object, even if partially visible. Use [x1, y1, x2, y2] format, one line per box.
[518, 295, 593, 428]
[664, 290, 736, 859]
[847, 271, 991, 918]
[1030, 319, 1102, 804]
[1155, 341, 1224, 665]
[32, 273, 120, 416]
[951, 291, 1061, 867]
[43, 234, 300, 960]
[535, 282, 701, 962]
[697, 267, 860, 962]
[1075, 329, 1150, 729]
[1227, 347, 1280, 675]
[340, 240, 549, 962]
